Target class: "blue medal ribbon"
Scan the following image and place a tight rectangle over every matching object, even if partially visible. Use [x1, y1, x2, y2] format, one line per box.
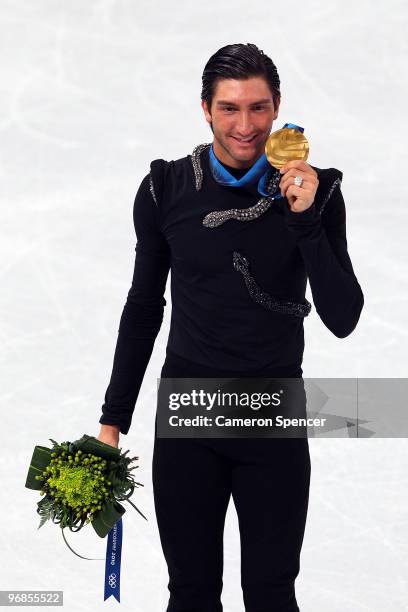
[209, 142, 271, 190]
[104, 518, 123, 602]
[209, 123, 304, 199]
[284, 122, 304, 132]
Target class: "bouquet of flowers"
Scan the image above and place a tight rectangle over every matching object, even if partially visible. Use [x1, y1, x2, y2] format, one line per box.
[25, 434, 146, 601]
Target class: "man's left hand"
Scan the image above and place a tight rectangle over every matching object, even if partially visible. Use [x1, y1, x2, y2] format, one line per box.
[279, 160, 319, 213]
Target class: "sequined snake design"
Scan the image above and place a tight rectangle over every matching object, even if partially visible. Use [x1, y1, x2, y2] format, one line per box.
[189, 143, 318, 318]
[202, 199, 273, 228]
[232, 252, 311, 318]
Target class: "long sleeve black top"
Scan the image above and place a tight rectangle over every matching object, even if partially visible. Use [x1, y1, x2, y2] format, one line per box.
[99, 146, 364, 434]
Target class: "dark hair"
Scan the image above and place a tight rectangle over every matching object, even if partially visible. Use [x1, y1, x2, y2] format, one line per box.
[201, 43, 281, 113]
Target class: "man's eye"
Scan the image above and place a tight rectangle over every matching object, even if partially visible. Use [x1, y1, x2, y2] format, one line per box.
[222, 106, 265, 112]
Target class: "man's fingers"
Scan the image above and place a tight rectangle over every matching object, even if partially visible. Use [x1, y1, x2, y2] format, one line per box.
[280, 171, 314, 197]
[280, 160, 317, 177]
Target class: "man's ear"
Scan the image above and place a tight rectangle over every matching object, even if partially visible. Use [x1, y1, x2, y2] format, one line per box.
[273, 97, 281, 120]
[201, 99, 212, 124]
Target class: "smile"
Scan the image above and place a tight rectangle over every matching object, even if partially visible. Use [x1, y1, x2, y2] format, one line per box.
[232, 135, 257, 145]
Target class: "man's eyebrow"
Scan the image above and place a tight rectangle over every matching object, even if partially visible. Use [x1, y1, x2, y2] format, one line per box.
[216, 99, 273, 106]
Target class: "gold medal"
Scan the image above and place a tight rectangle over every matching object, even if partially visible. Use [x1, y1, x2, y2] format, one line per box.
[265, 126, 309, 170]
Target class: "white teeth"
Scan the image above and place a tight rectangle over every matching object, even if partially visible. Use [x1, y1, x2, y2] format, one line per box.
[236, 136, 256, 142]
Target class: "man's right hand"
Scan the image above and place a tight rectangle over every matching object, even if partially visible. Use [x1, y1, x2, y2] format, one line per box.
[97, 424, 120, 448]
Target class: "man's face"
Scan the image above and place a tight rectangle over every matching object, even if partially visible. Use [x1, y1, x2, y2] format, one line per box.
[201, 76, 280, 169]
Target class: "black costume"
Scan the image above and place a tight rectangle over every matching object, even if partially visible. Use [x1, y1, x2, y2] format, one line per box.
[99, 143, 364, 611]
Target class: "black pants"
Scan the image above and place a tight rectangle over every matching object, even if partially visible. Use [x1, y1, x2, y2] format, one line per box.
[152, 349, 311, 612]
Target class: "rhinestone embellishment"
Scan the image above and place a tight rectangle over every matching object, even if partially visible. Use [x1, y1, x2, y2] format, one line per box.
[319, 177, 342, 215]
[203, 198, 272, 227]
[190, 143, 212, 191]
[190, 143, 282, 227]
[232, 251, 312, 318]
[149, 171, 158, 207]
[190, 143, 312, 318]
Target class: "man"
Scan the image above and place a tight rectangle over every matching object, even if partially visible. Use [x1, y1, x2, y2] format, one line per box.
[98, 43, 364, 611]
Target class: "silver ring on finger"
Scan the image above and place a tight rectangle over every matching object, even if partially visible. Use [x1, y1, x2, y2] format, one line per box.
[294, 175, 303, 187]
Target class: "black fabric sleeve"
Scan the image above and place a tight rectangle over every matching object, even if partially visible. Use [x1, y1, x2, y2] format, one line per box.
[283, 170, 364, 338]
[99, 172, 171, 434]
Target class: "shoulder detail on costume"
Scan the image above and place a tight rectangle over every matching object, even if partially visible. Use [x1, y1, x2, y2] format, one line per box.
[189, 143, 212, 190]
[310, 165, 343, 215]
[149, 154, 192, 207]
[149, 158, 167, 208]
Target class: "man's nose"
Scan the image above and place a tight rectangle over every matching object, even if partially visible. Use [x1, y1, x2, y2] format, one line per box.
[236, 112, 254, 135]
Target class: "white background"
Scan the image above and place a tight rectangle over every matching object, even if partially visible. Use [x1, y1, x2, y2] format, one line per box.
[1, 1, 407, 610]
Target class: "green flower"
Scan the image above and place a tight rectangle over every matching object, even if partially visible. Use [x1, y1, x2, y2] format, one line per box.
[46, 460, 108, 510]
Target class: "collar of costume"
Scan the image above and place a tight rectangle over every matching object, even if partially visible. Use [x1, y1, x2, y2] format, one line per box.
[209, 144, 272, 196]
